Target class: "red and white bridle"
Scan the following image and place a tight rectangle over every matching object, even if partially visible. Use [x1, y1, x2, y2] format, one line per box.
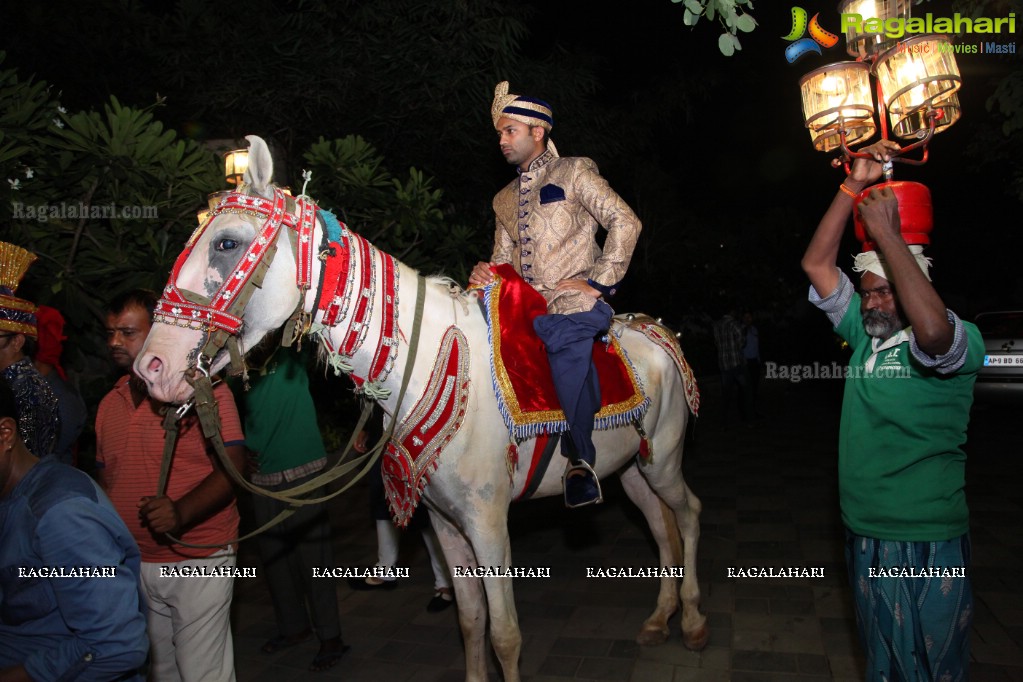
[154, 187, 317, 339]
[153, 186, 400, 391]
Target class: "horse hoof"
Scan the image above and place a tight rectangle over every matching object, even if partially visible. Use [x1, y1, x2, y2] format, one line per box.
[682, 625, 709, 651]
[635, 624, 670, 647]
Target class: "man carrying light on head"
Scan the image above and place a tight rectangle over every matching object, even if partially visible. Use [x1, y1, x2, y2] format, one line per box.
[469, 81, 642, 508]
[801, 139, 982, 680]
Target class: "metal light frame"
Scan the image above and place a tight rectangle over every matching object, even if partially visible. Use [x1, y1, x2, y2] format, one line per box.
[800, 3, 964, 179]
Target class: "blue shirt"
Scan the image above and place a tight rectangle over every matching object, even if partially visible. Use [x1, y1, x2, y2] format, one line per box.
[0, 458, 148, 680]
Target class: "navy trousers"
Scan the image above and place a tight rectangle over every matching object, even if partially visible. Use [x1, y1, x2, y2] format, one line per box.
[532, 300, 614, 467]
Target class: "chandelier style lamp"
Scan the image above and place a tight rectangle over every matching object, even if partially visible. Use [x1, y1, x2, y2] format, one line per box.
[798, 1, 964, 248]
[800, 3, 963, 172]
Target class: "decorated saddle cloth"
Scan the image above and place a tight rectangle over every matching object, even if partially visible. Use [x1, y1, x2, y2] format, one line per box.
[480, 264, 648, 440]
[382, 326, 470, 527]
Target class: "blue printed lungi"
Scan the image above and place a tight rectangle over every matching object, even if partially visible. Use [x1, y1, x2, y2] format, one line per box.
[845, 531, 972, 681]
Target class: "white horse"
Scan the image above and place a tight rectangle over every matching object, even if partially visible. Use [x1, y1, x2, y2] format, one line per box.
[135, 136, 707, 682]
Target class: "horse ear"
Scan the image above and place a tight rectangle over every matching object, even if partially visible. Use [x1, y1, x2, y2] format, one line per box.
[243, 135, 274, 195]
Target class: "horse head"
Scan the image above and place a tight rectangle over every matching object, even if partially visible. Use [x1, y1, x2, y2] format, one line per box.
[135, 135, 307, 404]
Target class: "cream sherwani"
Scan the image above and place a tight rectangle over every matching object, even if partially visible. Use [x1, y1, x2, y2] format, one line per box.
[491, 150, 642, 314]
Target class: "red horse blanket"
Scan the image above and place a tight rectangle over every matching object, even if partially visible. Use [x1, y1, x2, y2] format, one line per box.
[479, 264, 648, 441]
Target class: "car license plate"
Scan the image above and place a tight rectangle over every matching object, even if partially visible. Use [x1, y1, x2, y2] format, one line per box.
[984, 354, 1023, 367]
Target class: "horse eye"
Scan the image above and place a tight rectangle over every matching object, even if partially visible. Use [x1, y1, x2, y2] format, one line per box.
[215, 238, 239, 252]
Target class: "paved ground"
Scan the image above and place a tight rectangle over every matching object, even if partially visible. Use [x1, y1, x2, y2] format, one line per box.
[229, 377, 1023, 681]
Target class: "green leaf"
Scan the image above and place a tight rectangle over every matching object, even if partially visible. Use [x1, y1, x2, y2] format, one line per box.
[718, 32, 736, 56]
[736, 13, 757, 32]
[684, 8, 700, 26]
[684, 0, 703, 13]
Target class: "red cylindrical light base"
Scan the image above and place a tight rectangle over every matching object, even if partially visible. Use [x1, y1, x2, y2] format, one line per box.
[854, 181, 932, 252]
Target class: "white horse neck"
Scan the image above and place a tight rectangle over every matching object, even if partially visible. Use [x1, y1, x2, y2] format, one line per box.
[298, 219, 478, 416]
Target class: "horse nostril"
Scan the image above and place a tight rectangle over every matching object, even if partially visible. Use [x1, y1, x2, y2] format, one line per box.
[147, 356, 163, 374]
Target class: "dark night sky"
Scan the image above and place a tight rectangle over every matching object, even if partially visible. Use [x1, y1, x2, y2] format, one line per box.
[522, 0, 1022, 318]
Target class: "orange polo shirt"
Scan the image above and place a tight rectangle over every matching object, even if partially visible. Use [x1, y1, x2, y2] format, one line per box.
[96, 377, 245, 561]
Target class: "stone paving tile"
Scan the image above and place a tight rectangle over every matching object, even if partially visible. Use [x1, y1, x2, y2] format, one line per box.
[827, 653, 867, 679]
[731, 650, 799, 673]
[626, 659, 675, 682]
[536, 655, 582, 677]
[822, 631, 862, 659]
[672, 667, 731, 681]
[797, 653, 831, 676]
[733, 628, 826, 656]
[575, 656, 636, 680]
[968, 663, 1018, 681]
[769, 599, 815, 616]
[634, 642, 704, 667]
[608, 639, 642, 659]
[731, 675, 832, 682]
[735, 523, 799, 542]
[550, 636, 613, 657]
[735, 597, 770, 614]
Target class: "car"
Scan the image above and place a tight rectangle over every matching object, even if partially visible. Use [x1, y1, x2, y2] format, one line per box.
[973, 311, 1023, 403]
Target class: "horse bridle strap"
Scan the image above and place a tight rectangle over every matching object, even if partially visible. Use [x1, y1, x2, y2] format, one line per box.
[154, 188, 317, 371]
[156, 274, 428, 548]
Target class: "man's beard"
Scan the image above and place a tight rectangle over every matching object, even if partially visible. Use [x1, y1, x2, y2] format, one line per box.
[862, 309, 903, 340]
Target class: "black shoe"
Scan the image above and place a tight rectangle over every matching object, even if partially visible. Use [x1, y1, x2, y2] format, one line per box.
[347, 577, 398, 591]
[426, 588, 455, 612]
[563, 462, 603, 508]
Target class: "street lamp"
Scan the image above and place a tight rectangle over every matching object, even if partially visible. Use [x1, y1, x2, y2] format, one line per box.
[223, 148, 249, 186]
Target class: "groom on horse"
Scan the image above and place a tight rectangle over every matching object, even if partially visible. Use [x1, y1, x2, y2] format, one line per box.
[469, 81, 643, 508]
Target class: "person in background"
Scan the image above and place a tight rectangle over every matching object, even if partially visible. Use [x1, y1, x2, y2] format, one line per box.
[33, 305, 86, 466]
[0, 375, 148, 681]
[233, 341, 349, 672]
[712, 310, 751, 425]
[347, 401, 455, 612]
[741, 310, 761, 408]
[0, 242, 59, 458]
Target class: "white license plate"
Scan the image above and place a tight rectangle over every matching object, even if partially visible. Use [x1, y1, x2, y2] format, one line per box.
[984, 354, 1023, 367]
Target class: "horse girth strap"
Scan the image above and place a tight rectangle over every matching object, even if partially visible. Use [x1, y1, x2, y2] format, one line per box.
[155, 274, 428, 549]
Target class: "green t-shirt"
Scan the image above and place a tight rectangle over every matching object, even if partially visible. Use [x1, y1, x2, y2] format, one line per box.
[234, 349, 326, 474]
[834, 292, 983, 541]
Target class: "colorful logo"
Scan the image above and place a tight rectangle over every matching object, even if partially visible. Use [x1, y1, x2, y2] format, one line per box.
[782, 7, 839, 63]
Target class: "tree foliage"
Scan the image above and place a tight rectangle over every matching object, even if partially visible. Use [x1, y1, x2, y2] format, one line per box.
[302, 135, 480, 279]
[2, 55, 220, 353]
[672, 0, 758, 55]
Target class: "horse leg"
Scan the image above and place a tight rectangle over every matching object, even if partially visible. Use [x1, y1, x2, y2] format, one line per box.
[619, 463, 681, 645]
[429, 512, 490, 682]
[470, 522, 522, 682]
[675, 478, 708, 650]
[621, 464, 712, 650]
